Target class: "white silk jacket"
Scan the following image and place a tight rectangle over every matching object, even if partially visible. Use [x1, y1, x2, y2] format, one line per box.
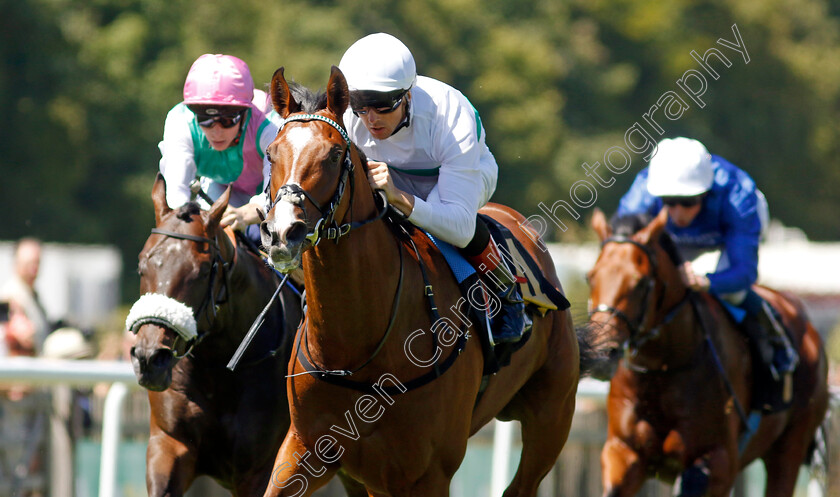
[344, 76, 498, 248]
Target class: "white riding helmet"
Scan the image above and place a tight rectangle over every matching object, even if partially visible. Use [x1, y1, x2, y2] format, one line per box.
[646, 137, 714, 197]
[339, 33, 417, 93]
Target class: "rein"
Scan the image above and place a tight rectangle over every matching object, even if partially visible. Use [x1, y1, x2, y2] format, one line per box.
[291, 224, 469, 395]
[293, 235, 405, 379]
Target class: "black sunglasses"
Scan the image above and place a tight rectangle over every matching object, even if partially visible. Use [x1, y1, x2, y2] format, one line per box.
[196, 112, 244, 128]
[351, 91, 407, 117]
[661, 196, 703, 208]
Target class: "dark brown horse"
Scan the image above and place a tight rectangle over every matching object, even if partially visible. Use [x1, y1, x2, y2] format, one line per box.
[128, 174, 308, 496]
[257, 66, 594, 497]
[586, 208, 829, 497]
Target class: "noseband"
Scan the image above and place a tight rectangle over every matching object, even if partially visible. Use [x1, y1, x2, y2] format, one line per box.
[268, 114, 387, 247]
[145, 227, 232, 356]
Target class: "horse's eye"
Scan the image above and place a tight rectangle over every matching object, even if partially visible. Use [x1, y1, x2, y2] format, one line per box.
[198, 262, 212, 276]
[330, 147, 343, 164]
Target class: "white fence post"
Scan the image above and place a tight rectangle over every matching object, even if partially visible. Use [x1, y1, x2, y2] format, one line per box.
[99, 382, 129, 497]
[491, 420, 514, 497]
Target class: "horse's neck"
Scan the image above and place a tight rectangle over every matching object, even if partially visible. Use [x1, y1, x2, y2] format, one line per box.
[201, 241, 275, 363]
[302, 190, 400, 356]
[633, 278, 703, 371]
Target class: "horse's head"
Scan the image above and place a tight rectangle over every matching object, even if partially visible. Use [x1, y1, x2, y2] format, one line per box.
[260, 66, 364, 272]
[585, 208, 687, 379]
[128, 174, 235, 391]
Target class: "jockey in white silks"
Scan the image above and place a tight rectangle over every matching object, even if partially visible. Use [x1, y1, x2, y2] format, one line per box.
[339, 33, 529, 343]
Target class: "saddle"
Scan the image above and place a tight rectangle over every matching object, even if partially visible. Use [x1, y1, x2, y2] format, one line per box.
[703, 292, 794, 415]
[392, 213, 570, 378]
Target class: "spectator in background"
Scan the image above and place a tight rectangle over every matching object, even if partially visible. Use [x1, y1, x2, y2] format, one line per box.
[1, 238, 51, 358]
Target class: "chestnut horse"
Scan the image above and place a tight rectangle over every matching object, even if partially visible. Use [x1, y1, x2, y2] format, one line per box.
[586, 208, 829, 497]
[258, 66, 594, 497]
[130, 175, 354, 496]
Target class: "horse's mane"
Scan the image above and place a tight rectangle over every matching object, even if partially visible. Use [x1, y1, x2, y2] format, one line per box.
[289, 82, 327, 112]
[285, 81, 372, 173]
[176, 201, 202, 222]
[609, 212, 683, 265]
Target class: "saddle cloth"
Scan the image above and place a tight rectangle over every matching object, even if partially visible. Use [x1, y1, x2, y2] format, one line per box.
[423, 216, 569, 314]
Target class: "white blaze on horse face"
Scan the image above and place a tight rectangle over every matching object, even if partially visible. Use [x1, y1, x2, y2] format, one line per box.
[268, 126, 315, 242]
[284, 126, 315, 159]
[271, 190, 300, 241]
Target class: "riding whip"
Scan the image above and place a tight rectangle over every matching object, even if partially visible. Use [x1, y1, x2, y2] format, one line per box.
[227, 272, 290, 371]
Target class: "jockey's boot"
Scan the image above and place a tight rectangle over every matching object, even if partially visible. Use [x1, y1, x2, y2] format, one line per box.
[466, 237, 531, 344]
[759, 300, 799, 376]
[742, 291, 798, 411]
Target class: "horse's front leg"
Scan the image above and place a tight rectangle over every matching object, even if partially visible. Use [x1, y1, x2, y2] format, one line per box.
[263, 431, 340, 497]
[601, 436, 647, 497]
[146, 434, 197, 497]
[704, 446, 738, 497]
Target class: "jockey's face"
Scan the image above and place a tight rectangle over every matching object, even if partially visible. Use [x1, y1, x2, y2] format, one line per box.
[661, 194, 704, 227]
[200, 121, 242, 151]
[665, 202, 703, 227]
[356, 95, 408, 140]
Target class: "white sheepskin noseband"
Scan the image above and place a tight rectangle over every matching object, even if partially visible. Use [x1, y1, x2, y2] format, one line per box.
[125, 293, 198, 341]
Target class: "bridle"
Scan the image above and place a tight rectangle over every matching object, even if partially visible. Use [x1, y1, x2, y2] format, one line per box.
[589, 235, 689, 352]
[590, 234, 753, 426]
[146, 227, 232, 357]
[267, 113, 387, 247]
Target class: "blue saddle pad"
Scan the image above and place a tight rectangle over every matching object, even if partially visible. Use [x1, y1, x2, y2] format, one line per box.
[423, 231, 475, 283]
[714, 295, 747, 323]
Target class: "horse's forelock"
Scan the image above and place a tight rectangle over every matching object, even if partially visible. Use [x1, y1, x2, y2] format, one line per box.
[176, 202, 201, 222]
[609, 213, 682, 265]
[610, 213, 651, 237]
[288, 82, 327, 113]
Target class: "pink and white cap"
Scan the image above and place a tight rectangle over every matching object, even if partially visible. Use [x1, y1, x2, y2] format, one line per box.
[183, 54, 255, 108]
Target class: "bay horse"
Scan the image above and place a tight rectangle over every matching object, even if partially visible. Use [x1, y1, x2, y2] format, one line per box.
[130, 174, 366, 496]
[257, 66, 595, 497]
[586, 208, 829, 497]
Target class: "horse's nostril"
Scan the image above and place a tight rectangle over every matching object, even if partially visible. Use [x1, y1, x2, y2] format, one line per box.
[286, 222, 307, 245]
[150, 349, 174, 369]
[260, 221, 278, 247]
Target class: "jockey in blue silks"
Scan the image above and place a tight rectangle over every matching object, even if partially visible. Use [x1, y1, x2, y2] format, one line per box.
[616, 137, 797, 410]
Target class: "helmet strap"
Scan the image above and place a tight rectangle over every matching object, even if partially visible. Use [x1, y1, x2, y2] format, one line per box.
[389, 94, 411, 137]
[231, 109, 248, 145]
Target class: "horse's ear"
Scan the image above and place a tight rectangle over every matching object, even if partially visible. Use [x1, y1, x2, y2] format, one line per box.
[271, 67, 299, 118]
[152, 173, 172, 226]
[636, 207, 669, 246]
[326, 65, 350, 119]
[207, 186, 230, 233]
[590, 208, 612, 242]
